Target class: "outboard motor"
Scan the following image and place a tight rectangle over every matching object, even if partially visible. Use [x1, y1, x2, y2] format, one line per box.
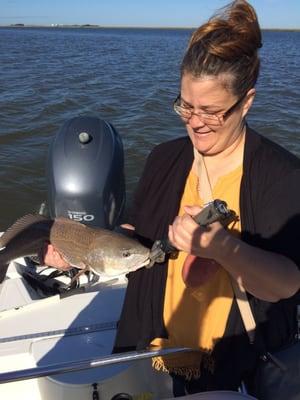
[47, 116, 125, 229]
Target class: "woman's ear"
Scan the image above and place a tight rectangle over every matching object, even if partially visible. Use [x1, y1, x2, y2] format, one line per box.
[242, 88, 256, 118]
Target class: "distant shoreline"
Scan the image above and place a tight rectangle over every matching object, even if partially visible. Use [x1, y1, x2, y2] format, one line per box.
[1, 24, 299, 32]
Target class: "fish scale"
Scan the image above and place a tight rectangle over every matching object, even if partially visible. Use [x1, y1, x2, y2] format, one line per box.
[49, 218, 95, 267]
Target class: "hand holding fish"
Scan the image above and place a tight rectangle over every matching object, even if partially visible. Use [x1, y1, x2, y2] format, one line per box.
[168, 205, 228, 261]
[41, 243, 72, 271]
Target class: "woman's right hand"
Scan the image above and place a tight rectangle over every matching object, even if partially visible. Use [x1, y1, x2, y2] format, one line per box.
[40, 242, 71, 271]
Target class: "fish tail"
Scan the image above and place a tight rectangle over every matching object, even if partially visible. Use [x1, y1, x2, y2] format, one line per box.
[0, 214, 49, 249]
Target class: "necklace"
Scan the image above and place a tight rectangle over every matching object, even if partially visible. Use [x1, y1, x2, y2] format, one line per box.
[193, 147, 214, 204]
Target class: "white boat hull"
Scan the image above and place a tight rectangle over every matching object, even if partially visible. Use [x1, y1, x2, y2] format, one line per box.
[0, 259, 175, 399]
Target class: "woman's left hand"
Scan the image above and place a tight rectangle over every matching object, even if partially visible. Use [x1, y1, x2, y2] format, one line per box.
[168, 205, 228, 260]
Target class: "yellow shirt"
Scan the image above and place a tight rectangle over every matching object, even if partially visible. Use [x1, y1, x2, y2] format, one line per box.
[151, 165, 243, 377]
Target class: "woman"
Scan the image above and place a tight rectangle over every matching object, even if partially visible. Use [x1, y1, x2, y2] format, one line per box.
[44, 0, 300, 396]
[113, 0, 300, 396]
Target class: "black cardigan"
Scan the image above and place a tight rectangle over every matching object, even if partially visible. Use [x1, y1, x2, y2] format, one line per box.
[114, 127, 300, 388]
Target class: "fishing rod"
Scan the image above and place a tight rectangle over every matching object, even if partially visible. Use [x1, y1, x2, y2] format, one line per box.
[0, 347, 191, 384]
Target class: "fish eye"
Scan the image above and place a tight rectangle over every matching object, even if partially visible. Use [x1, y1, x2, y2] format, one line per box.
[122, 250, 131, 258]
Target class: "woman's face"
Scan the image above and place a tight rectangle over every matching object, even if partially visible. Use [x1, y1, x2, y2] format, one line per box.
[179, 73, 255, 156]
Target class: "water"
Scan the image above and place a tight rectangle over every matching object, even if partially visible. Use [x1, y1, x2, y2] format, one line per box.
[0, 27, 299, 230]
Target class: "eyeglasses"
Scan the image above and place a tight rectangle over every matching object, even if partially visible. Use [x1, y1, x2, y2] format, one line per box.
[173, 93, 246, 126]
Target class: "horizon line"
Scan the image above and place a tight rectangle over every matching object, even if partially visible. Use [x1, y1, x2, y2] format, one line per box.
[1, 24, 300, 31]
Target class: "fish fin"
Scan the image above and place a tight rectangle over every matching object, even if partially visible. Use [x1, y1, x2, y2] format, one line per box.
[69, 265, 89, 287]
[51, 247, 82, 269]
[0, 214, 50, 248]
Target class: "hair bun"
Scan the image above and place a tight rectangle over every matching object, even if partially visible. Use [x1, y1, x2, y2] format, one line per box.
[181, 1, 262, 96]
[189, 0, 262, 60]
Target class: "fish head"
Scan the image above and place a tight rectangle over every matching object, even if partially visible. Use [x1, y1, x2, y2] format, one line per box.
[87, 232, 151, 277]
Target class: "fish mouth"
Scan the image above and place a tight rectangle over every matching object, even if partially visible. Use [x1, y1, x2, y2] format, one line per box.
[136, 257, 151, 269]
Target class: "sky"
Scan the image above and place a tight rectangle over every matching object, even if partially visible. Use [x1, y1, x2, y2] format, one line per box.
[0, 0, 299, 30]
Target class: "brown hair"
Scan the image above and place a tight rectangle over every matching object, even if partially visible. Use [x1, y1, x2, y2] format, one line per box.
[181, 0, 262, 97]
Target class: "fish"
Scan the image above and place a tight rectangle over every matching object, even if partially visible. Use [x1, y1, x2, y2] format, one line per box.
[0, 214, 150, 283]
